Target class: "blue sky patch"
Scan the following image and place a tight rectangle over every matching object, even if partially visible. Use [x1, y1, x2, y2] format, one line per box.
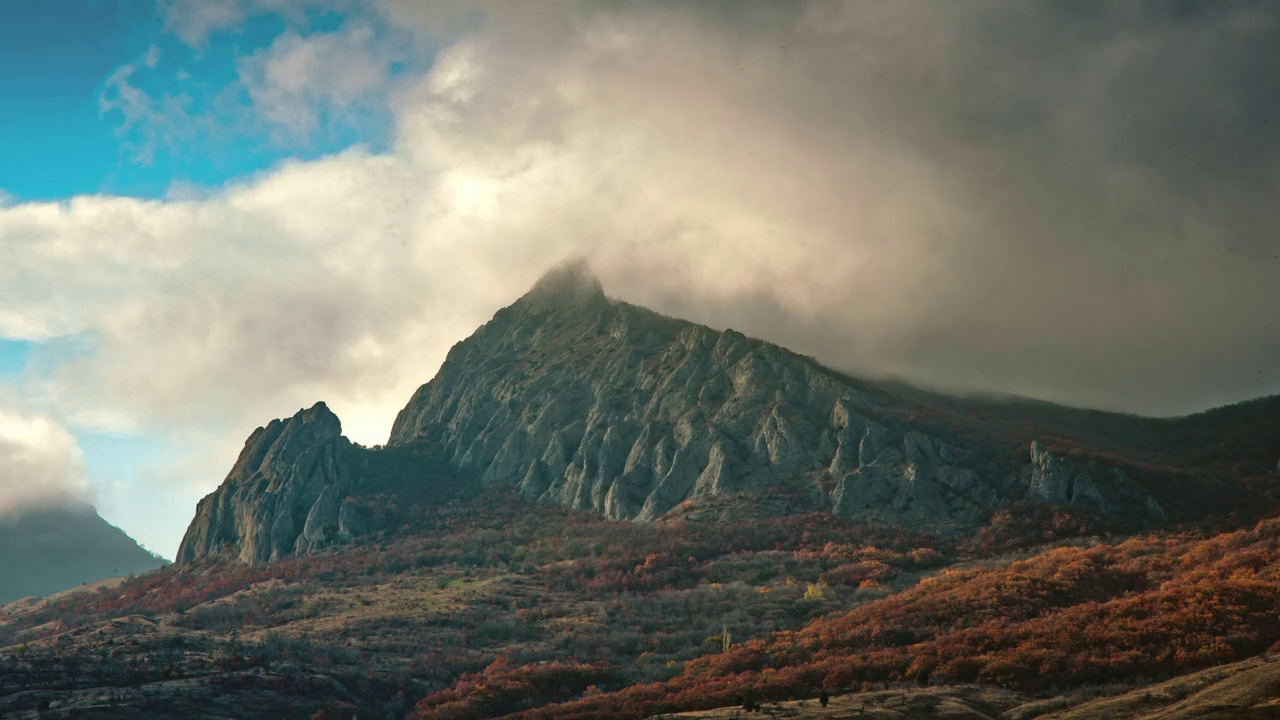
[0, 1, 405, 201]
[0, 339, 32, 377]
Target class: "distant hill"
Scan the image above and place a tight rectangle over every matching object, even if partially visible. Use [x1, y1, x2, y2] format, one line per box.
[0, 502, 167, 604]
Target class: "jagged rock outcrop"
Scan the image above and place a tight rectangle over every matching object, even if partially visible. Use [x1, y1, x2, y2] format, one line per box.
[1021, 441, 1166, 521]
[176, 402, 362, 565]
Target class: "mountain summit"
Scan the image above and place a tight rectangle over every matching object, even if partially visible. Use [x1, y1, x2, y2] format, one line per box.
[516, 258, 609, 313]
[175, 402, 358, 565]
[387, 263, 1161, 526]
[179, 266, 1168, 564]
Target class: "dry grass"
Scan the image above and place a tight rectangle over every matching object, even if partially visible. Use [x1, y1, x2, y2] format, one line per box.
[659, 655, 1280, 720]
[662, 686, 1021, 719]
[1034, 654, 1280, 720]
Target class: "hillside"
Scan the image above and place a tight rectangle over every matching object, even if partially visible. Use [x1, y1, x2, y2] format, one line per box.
[0, 502, 167, 604]
[664, 654, 1280, 719]
[1, 492, 956, 719]
[516, 516, 1280, 718]
[6, 490, 1280, 719]
[862, 379, 1280, 525]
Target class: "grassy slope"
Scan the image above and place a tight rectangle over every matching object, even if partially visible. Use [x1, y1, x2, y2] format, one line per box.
[0, 490, 948, 719]
[4, 488, 1280, 719]
[664, 653, 1280, 720]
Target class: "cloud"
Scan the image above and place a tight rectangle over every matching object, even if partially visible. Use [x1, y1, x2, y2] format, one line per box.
[108, 10, 407, 159]
[0, 153, 487, 445]
[24, 1, 1280, 429]
[238, 23, 404, 138]
[160, 0, 247, 47]
[0, 402, 90, 515]
[99, 47, 195, 164]
[159, 0, 344, 47]
[377, 1, 1280, 415]
[23, 0, 1280, 432]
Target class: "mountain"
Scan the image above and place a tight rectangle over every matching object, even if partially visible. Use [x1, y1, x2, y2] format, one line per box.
[176, 261, 1274, 567]
[0, 501, 166, 604]
[8, 263, 1280, 718]
[385, 261, 1164, 527]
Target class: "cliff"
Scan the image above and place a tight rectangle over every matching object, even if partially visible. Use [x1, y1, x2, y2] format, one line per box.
[176, 402, 365, 565]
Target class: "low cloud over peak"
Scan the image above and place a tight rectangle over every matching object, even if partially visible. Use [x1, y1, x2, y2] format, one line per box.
[0, 404, 91, 516]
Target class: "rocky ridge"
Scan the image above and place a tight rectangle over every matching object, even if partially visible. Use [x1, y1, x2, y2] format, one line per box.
[387, 262, 1162, 530]
[178, 263, 1164, 565]
[176, 402, 367, 565]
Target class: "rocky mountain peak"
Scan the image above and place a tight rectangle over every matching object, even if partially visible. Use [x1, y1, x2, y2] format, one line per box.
[176, 402, 361, 565]
[383, 268, 1168, 534]
[514, 258, 609, 314]
[181, 268, 1172, 565]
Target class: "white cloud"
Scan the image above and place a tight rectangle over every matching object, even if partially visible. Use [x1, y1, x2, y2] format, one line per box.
[0, 401, 90, 515]
[160, 0, 247, 47]
[99, 47, 194, 164]
[160, 0, 357, 47]
[0, 152, 486, 446]
[238, 23, 403, 137]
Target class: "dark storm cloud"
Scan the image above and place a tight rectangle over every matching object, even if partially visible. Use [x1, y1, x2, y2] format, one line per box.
[459, 0, 1280, 416]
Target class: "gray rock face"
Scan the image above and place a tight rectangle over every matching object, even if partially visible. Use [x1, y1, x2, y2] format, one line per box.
[1021, 441, 1165, 521]
[386, 263, 1098, 532]
[176, 402, 357, 565]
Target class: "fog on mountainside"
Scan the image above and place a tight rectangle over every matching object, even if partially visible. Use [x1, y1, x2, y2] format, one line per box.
[0, 405, 165, 603]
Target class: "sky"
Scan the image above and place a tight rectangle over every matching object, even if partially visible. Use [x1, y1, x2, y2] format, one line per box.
[0, 0, 1278, 559]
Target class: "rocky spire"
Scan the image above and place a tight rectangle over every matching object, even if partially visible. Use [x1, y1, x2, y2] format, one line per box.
[176, 402, 358, 565]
